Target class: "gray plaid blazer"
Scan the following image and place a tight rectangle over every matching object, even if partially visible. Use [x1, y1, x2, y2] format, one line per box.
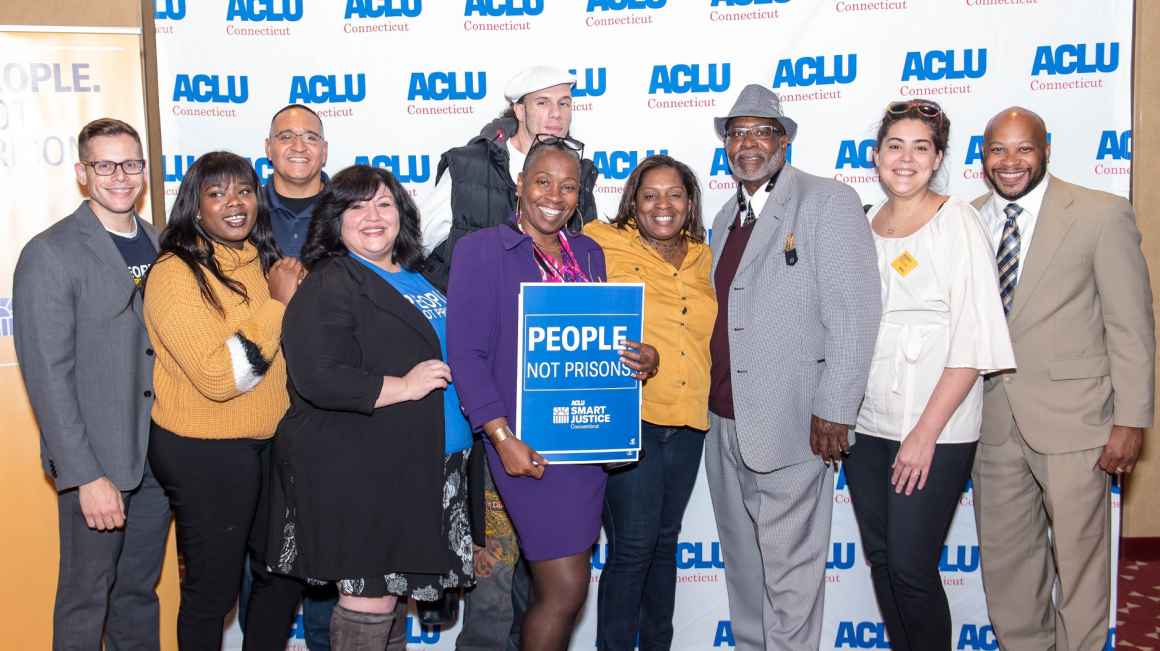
[710, 165, 881, 472]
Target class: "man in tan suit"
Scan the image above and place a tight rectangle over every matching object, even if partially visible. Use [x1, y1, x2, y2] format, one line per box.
[972, 107, 1154, 650]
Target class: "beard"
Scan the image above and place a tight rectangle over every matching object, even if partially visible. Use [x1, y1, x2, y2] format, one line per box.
[986, 161, 1048, 201]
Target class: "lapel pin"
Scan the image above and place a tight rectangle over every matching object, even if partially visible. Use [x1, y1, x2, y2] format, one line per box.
[784, 232, 798, 266]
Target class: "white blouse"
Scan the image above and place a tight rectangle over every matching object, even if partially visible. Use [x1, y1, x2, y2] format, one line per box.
[856, 198, 1016, 444]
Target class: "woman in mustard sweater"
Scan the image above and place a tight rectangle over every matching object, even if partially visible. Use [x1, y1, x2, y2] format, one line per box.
[143, 151, 302, 650]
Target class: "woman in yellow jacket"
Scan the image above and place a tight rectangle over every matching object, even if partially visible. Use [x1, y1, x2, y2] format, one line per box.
[584, 155, 717, 650]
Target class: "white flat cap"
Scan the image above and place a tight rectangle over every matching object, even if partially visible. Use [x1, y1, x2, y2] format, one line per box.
[503, 66, 576, 103]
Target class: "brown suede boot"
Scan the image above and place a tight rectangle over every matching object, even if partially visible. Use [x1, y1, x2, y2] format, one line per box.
[330, 604, 396, 651]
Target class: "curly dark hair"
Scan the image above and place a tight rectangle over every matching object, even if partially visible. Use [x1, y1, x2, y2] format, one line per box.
[152, 151, 281, 314]
[610, 155, 706, 244]
[300, 165, 424, 271]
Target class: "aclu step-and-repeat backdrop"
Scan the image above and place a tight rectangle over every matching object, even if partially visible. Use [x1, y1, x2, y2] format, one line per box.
[152, 1, 1132, 649]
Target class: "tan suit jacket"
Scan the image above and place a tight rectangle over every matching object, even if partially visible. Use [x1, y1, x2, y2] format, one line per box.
[974, 175, 1154, 453]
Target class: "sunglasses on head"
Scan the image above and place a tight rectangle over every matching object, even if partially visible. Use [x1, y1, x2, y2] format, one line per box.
[886, 100, 943, 120]
[530, 133, 585, 158]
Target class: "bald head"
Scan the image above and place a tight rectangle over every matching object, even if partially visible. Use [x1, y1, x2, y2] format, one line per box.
[984, 107, 1048, 147]
[982, 106, 1050, 201]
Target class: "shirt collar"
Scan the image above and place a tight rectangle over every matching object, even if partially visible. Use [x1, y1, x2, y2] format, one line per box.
[989, 173, 1050, 220]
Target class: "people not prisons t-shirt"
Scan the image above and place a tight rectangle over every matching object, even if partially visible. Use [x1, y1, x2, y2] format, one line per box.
[108, 224, 157, 287]
[351, 254, 473, 455]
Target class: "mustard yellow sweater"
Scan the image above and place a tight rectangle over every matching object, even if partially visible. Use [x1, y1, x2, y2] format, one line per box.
[143, 241, 288, 439]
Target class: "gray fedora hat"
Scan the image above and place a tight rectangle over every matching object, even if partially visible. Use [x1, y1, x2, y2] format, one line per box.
[714, 83, 798, 141]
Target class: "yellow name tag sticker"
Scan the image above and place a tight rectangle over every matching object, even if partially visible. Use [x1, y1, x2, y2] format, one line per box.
[891, 250, 919, 277]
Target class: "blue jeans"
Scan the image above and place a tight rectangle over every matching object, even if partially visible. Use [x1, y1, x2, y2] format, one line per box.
[596, 422, 706, 650]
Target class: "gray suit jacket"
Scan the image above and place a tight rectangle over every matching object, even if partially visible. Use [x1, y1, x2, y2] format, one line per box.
[14, 201, 158, 491]
[973, 176, 1155, 452]
[711, 165, 881, 472]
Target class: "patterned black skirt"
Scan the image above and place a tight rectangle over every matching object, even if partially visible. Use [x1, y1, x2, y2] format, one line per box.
[279, 449, 475, 600]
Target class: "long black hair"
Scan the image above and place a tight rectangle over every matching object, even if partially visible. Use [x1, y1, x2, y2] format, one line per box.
[611, 154, 706, 244]
[154, 151, 281, 314]
[299, 165, 424, 271]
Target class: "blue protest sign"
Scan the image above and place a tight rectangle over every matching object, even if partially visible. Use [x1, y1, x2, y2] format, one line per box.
[516, 283, 644, 464]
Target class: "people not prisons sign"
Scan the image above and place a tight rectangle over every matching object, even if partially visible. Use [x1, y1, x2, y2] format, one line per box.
[517, 283, 644, 464]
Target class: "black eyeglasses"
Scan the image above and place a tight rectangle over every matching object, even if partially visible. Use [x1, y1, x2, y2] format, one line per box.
[82, 159, 147, 176]
[886, 100, 943, 120]
[530, 133, 585, 158]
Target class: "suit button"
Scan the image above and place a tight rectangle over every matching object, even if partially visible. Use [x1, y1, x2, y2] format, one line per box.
[143, 390, 153, 398]
[146, 348, 154, 356]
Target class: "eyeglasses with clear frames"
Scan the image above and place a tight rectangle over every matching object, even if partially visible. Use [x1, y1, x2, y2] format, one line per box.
[272, 129, 324, 146]
[82, 160, 146, 176]
[724, 125, 785, 141]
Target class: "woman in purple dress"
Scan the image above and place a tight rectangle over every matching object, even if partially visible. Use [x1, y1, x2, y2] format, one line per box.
[446, 137, 658, 650]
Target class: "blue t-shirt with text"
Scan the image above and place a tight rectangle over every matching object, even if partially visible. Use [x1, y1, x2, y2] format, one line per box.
[352, 254, 472, 455]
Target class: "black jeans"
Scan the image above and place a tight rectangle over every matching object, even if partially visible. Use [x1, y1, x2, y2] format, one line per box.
[597, 423, 706, 650]
[844, 433, 976, 651]
[148, 422, 297, 650]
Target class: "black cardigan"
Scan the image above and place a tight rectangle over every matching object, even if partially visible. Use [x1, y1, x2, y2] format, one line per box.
[265, 255, 449, 580]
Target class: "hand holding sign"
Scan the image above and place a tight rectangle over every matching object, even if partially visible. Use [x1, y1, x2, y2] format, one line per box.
[619, 339, 660, 381]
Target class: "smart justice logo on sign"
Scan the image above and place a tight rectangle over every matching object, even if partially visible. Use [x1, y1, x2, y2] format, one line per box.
[516, 283, 644, 464]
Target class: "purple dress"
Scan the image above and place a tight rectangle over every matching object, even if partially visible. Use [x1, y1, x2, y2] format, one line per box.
[446, 224, 608, 562]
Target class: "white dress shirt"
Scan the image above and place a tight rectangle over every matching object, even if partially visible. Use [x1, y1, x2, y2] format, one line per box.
[856, 198, 1016, 444]
[418, 141, 527, 256]
[980, 176, 1050, 284]
[741, 180, 773, 221]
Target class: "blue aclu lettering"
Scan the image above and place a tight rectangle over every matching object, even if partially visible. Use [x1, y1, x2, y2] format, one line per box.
[676, 541, 724, 569]
[592, 149, 669, 181]
[407, 71, 486, 101]
[1031, 42, 1119, 75]
[957, 624, 998, 650]
[587, 0, 665, 10]
[155, 0, 186, 19]
[570, 67, 606, 97]
[902, 48, 987, 81]
[826, 542, 857, 570]
[345, 0, 421, 18]
[249, 156, 274, 184]
[836, 622, 890, 649]
[714, 620, 735, 647]
[354, 154, 431, 183]
[1097, 130, 1131, 160]
[710, 145, 792, 177]
[405, 616, 441, 644]
[227, 0, 302, 21]
[939, 544, 980, 573]
[172, 74, 248, 103]
[648, 63, 730, 94]
[162, 154, 196, 183]
[835, 139, 876, 169]
[772, 54, 857, 87]
[289, 74, 366, 104]
[465, 0, 542, 15]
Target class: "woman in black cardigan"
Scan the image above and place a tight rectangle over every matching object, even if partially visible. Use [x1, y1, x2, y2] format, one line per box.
[264, 165, 473, 649]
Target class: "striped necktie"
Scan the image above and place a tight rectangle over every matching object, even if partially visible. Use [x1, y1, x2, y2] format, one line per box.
[997, 203, 1022, 315]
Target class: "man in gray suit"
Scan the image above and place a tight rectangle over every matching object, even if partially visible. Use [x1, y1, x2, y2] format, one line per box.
[705, 85, 880, 650]
[14, 118, 170, 650]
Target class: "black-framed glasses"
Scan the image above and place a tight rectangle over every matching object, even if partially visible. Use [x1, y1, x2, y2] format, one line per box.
[530, 133, 585, 158]
[82, 159, 146, 176]
[886, 100, 943, 120]
[724, 124, 785, 142]
[271, 129, 324, 146]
